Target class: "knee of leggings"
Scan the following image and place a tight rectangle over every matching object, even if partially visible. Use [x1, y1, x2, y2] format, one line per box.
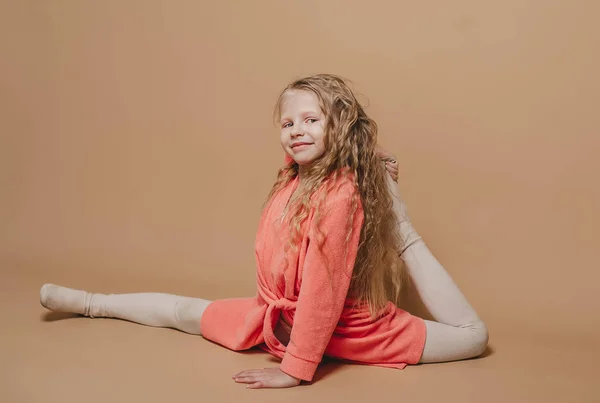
[462, 319, 489, 357]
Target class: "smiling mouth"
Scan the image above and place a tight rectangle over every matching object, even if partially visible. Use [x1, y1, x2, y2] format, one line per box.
[291, 143, 312, 149]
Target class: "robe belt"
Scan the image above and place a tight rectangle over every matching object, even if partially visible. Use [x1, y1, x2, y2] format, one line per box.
[257, 285, 296, 359]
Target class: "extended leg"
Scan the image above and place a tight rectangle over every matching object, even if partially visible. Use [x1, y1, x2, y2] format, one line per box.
[386, 174, 489, 362]
[40, 284, 211, 335]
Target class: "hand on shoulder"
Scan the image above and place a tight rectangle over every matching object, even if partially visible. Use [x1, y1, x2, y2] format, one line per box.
[375, 144, 399, 182]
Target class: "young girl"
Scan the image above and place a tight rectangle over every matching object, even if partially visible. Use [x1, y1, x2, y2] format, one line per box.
[40, 74, 489, 389]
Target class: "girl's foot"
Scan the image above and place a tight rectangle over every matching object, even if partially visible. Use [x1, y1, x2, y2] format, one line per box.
[40, 284, 98, 316]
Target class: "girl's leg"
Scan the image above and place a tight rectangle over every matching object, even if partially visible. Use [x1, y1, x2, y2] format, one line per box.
[40, 284, 211, 335]
[386, 175, 489, 363]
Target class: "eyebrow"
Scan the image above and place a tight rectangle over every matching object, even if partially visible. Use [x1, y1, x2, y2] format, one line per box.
[280, 110, 321, 121]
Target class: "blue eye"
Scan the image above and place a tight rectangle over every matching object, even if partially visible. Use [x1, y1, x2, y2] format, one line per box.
[282, 122, 292, 128]
[307, 118, 317, 123]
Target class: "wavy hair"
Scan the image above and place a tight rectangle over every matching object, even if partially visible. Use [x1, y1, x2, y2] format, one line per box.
[266, 74, 404, 318]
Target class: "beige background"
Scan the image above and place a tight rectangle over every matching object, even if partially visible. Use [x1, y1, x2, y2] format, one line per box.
[1, 1, 599, 402]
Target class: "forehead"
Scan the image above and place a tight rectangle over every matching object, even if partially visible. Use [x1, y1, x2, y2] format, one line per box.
[280, 90, 322, 115]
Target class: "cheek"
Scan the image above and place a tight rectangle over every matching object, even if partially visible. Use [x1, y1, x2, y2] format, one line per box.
[314, 125, 326, 141]
[315, 136, 327, 156]
[316, 128, 327, 148]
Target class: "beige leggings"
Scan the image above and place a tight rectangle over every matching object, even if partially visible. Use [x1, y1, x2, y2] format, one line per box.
[40, 176, 488, 364]
[386, 174, 489, 362]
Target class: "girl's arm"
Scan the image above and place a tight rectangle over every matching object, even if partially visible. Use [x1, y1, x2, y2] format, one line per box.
[279, 180, 363, 382]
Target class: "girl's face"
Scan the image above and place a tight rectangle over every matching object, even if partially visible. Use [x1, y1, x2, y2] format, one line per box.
[279, 90, 327, 167]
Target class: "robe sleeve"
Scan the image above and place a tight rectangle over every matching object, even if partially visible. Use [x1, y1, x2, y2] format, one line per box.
[279, 179, 364, 381]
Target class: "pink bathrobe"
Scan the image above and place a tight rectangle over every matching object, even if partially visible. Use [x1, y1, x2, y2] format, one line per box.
[200, 170, 426, 382]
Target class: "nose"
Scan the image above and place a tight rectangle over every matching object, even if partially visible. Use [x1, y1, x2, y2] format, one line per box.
[291, 124, 304, 137]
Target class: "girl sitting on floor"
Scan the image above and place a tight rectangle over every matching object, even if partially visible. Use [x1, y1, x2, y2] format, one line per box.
[40, 73, 488, 389]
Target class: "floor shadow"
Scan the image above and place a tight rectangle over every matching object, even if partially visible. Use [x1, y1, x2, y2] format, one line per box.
[308, 357, 344, 384]
[40, 311, 81, 322]
[479, 344, 495, 359]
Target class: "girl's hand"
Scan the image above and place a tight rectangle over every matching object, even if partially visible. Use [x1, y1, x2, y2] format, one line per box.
[232, 367, 301, 389]
[375, 144, 399, 182]
[385, 159, 399, 183]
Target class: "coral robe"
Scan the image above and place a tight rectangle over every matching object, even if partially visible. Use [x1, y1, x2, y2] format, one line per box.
[200, 172, 426, 382]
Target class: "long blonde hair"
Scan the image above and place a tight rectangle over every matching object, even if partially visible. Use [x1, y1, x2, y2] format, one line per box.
[267, 74, 403, 318]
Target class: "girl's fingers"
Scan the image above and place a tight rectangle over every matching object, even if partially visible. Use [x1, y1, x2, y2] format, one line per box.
[233, 377, 254, 383]
[235, 376, 265, 385]
[233, 372, 263, 379]
[233, 374, 263, 383]
[233, 369, 262, 377]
